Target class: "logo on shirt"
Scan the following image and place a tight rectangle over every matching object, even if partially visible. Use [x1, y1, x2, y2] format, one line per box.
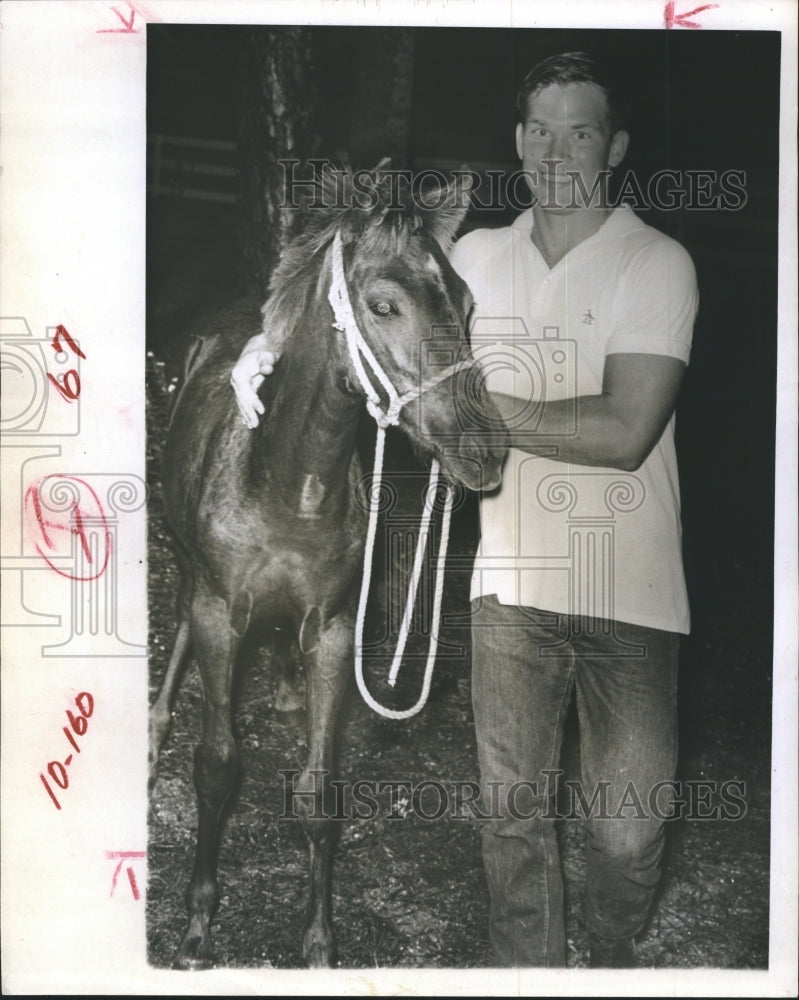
[582, 309, 595, 326]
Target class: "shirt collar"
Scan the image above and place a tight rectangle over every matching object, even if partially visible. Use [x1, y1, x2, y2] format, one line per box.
[512, 204, 643, 245]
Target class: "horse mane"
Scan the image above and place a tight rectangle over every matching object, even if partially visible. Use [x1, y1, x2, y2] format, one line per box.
[259, 164, 469, 355]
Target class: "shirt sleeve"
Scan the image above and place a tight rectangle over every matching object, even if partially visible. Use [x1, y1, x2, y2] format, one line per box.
[606, 235, 699, 365]
[448, 229, 492, 299]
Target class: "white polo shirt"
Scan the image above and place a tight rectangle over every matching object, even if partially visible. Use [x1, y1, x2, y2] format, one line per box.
[450, 206, 698, 634]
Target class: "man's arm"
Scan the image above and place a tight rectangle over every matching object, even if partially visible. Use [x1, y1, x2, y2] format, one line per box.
[492, 352, 686, 471]
[230, 332, 276, 429]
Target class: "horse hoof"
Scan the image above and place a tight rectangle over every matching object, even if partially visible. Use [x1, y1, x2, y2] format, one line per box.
[172, 955, 216, 972]
[172, 935, 215, 971]
[302, 930, 336, 968]
[172, 952, 215, 971]
[172, 953, 215, 971]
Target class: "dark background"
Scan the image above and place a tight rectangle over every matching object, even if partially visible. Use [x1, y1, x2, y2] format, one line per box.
[146, 25, 780, 597]
[146, 26, 779, 968]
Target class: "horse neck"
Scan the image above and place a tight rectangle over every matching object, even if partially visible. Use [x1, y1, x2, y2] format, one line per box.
[251, 294, 362, 515]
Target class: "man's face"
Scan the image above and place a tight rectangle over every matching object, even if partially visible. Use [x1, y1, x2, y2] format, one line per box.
[515, 81, 629, 212]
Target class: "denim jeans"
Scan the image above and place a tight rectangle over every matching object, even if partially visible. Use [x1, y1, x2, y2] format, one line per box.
[470, 595, 680, 967]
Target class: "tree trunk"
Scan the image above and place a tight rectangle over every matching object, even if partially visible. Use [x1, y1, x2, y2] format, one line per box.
[236, 27, 417, 299]
[313, 28, 416, 169]
[237, 28, 318, 299]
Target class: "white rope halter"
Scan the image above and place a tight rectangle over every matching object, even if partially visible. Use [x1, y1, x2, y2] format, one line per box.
[328, 230, 472, 720]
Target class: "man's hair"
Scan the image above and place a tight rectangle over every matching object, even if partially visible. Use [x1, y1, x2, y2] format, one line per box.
[515, 51, 631, 134]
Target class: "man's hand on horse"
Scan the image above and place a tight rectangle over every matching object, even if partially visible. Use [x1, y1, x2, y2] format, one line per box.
[231, 342, 276, 429]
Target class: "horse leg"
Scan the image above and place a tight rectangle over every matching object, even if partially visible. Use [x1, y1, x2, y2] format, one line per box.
[295, 612, 353, 968]
[149, 616, 191, 790]
[174, 589, 241, 970]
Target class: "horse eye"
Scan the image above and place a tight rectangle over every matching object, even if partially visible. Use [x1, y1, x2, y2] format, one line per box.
[371, 301, 395, 317]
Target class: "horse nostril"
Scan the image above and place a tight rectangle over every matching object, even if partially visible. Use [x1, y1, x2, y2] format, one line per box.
[453, 433, 507, 492]
[460, 431, 506, 461]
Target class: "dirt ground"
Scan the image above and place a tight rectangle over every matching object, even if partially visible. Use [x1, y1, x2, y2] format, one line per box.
[145, 200, 771, 970]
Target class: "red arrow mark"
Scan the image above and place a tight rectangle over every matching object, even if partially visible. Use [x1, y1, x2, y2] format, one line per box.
[664, 1, 719, 28]
[106, 851, 146, 899]
[97, 2, 137, 33]
[126, 865, 141, 900]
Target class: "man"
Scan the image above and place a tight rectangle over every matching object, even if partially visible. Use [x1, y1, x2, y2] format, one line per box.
[448, 52, 697, 968]
[230, 50, 698, 968]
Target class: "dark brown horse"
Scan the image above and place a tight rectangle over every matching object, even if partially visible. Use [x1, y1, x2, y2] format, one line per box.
[149, 167, 507, 968]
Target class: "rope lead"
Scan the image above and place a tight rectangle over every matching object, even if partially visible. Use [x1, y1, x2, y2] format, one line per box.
[328, 231, 460, 720]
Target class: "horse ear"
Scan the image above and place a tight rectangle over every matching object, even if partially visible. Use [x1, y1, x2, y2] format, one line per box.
[423, 175, 471, 251]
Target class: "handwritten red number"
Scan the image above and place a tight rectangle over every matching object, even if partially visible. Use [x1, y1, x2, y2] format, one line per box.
[48, 326, 84, 402]
[52, 324, 86, 360]
[47, 369, 81, 401]
[41, 692, 95, 810]
[76, 691, 94, 718]
[48, 760, 69, 790]
[48, 326, 85, 402]
[64, 727, 81, 753]
[66, 709, 88, 736]
[41, 773, 61, 810]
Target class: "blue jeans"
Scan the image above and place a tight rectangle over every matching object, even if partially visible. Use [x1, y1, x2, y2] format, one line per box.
[470, 595, 679, 967]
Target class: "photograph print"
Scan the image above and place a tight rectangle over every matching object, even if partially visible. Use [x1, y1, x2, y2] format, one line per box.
[145, 23, 780, 972]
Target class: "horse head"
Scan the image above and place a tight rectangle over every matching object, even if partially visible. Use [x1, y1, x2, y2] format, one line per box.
[265, 164, 508, 492]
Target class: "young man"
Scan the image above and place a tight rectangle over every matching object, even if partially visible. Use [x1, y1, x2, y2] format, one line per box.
[230, 50, 698, 968]
[448, 52, 697, 967]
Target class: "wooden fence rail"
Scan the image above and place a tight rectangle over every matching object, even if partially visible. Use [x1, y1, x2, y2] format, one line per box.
[147, 134, 238, 204]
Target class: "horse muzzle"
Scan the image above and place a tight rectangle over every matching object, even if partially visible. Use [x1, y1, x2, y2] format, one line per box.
[436, 426, 507, 493]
